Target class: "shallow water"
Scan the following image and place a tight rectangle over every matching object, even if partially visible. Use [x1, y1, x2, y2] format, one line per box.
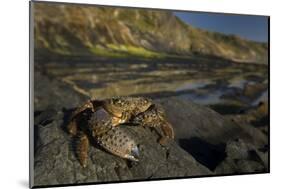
[176, 79, 213, 91]
[40, 57, 268, 109]
[179, 90, 224, 105]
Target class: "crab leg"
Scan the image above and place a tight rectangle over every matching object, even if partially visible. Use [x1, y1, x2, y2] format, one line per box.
[131, 105, 175, 145]
[157, 120, 175, 145]
[76, 132, 89, 168]
[70, 100, 95, 121]
[67, 100, 96, 136]
[67, 120, 78, 136]
[140, 120, 174, 145]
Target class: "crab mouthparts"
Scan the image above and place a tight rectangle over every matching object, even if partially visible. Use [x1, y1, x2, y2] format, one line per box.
[111, 117, 127, 126]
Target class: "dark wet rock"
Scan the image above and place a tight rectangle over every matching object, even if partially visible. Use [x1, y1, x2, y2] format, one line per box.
[244, 74, 265, 83]
[155, 98, 268, 173]
[156, 98, 267, 146]
[243, 83, 267, 99]
[33, 109, 212, 186]
[34, 69, 88, 111]
[208, 103, 247, 115]
[215, 139, 268, 174]
[226, 101, 269, 136]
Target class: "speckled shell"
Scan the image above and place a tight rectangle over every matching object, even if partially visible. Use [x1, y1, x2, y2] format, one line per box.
[102, 97, 153, 118]
[96, 126, 139, 161]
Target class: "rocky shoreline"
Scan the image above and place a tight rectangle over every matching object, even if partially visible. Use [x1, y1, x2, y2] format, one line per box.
[33, 70, 268, 187]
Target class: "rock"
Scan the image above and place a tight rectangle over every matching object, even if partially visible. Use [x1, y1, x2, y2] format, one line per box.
[33, 109, 211, 186]
[215, 139, 268, 174]
[156, 97, 268, 173]
[243, 83, 267, 99]
[226, 101, 269, 136]
[34, 69, 88, 111]
[156, 98, 267, 147]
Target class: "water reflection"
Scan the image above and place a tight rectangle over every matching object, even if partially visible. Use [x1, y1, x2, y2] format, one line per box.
[41, 58, 268, 108]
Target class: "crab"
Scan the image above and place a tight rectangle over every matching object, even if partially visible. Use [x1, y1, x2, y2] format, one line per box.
[67, 97, 174, 167]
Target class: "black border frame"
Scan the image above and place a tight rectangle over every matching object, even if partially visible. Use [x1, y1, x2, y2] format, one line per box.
[29, 0, 270, 188]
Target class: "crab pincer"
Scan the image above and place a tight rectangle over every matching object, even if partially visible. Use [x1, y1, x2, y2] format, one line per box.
[90, 109, 141, 162]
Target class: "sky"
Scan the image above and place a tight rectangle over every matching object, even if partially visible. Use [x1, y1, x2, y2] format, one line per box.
[174, 11, 268, 42]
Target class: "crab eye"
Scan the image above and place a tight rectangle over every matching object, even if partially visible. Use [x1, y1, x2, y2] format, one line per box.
[112, 98, 118, 104]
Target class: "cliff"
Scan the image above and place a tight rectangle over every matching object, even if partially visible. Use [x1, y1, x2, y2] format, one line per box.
[33, 2, 268, 64]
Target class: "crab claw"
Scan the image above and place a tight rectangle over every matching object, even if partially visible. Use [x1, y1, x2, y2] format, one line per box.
[125, 146, 140, 161]
[94, 124, 141, 162]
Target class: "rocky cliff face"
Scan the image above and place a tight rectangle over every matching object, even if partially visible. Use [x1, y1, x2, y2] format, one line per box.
[33, 2, 268, 64]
